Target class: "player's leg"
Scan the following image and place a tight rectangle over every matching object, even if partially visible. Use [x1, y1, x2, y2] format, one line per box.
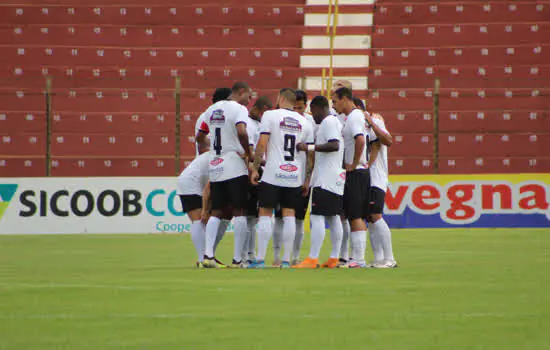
[180, 195, 205, 267]
[344, 170, 370, 268]
[203, 181, 228, 268]
[367, 188, 384, 266]
[272, 210, 283, 267]
[369, 188, 397, 268]
[294, 187, 324, 268]
[338, 216, 351, 267]
[243, 182, 259, 264]
[292, 190, 310, 265]
[280, 187, 301, 268]
[227, 175, 250, 268]
[311, 188, 343, 268]
[249, 182, 279, 268]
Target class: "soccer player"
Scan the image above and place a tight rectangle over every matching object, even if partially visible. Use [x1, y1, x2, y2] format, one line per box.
[194, 87, 232, 155]
[242, 96, 273, 266]
[272, 90, 315, 266]
[364, 112, 398, 268]
[248, 88, 314, 268]
[294, 96, 345, 268]
[195, 82, 253, 268]
[332, 87, 377, 268]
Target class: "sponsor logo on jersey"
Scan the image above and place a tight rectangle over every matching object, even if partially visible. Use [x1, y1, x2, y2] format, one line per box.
[210, 109, 225, 125]
[339, 172, 346, 180]
[210, 157, 224, 166]
[279, 164, 298, 172]
[280, 117, 302, 132]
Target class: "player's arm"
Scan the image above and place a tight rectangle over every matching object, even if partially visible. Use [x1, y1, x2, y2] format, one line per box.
[195, 121, 210, 154]
[368, 141, 381, 168]
[236, 122, 252, 161]
[250, 133, 268, 185]
[365, 112, 392, 147]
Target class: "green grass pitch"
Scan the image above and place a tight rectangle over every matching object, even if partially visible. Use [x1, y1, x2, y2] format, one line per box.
[0, 229, 549, 349]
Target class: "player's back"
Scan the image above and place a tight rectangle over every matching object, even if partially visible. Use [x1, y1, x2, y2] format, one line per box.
[369, 114, 389, 191]
[177, 152, 210, 195]
[260, 109, 313, 188]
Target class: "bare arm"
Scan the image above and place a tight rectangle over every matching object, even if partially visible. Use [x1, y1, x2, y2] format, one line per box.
[195, 131, 210, 154]
[368, 141, 381, 168]
[236, 123, 252, 160]
[365, 112, 393, 147]
[348, 135, 366, 170]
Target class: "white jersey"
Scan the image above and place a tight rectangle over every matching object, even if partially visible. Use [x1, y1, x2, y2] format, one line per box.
[247, 116, 261, 150]
[311, 115, 346, 196]
[342, 109, 377, 170]
[370, 115, 389, 192]
[198, 100, 249, 182]
[177, 152, 210, 196]
[299, 112, 316, 184]
[330, 107, 347, 126]
[194, 111, 209, 155]
[260, 108, 314, 188]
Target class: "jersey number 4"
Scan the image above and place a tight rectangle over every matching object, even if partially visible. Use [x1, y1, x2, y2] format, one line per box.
[284, 134, 296, 161]
[213, 128, 222, 156]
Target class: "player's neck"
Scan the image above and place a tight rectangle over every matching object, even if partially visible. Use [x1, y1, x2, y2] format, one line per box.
[278, 102, 294, 111]
[343, 103, 355, 115]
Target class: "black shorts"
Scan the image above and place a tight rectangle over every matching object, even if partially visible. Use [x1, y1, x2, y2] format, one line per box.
[343, 169, 371, 220]
[311, 187, 343, 217]
[179, 194, 202, 213]
[259, 182, 302, 211]
[210, 175, 249, 211]
[274, 187, 310, 220]
[247, 183, 260, 217]
[370, 186, 385, 215]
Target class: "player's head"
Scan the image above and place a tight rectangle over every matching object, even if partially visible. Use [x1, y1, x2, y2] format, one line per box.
[353, 97, 366, 111]
[277, 88, 297, 109]
[249, 96, 273, 121]
[333, 80, 352, 92]
[310, 95, 330, 124]
[230, 81, 252, 106]
[212, 87, 232, 104]
[293, 90, 308, 116]
[332, 87, 354, 114]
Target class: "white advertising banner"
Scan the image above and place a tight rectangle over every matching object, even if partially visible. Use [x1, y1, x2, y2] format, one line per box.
[0, 177, 195, 234]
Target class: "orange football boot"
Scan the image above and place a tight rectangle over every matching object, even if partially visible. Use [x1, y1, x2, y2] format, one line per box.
[292, 257, 320, 269]
[321, 258, 339, 268]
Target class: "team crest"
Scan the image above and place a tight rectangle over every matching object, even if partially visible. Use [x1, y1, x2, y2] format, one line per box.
[210, 109, 225, 125]
[279, 117, 302, 132]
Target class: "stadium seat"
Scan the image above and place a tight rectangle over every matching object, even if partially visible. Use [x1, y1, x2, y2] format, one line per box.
[390, 133, 433, 157]
[1, 25, 303, 48]
[0, 133, 45, 156]
[389, 157, 434, 175]
[439, 133, 548, 158]
[0, 89, 45, 110]
[439, 110, 550, 133]
[50, 134, 175, 156]
[0, 157, 46, 177]
[0, 5, 305, 26]
[372, 23, 550, 48]
[375, 2, 548, 25]
[50, 157, 176, 177]
[439, 156, 550, 174]
[52, 112, 175, 134]
[0, 111, 46, 133]
[378, 111, 434, 133]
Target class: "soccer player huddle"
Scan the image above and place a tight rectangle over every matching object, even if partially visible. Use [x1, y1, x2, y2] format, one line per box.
[177, 80, 397, 269]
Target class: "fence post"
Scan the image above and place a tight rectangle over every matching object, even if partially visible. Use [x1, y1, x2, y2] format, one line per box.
[175, 76, 181, 176]
[45, 76, 52, 177]
[433, 77, 440, 174]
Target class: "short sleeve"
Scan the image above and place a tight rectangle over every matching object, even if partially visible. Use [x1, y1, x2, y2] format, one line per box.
[199, 120, 210, 134]
[235, 105, 248, 126]
[305, 122, 315, 144]
[259, 112, 272, 134]
[324, 117, 341, 142]
[349, 112, 365, 138]
[246, 120, 256, 146]
[371, 116, 389, 134]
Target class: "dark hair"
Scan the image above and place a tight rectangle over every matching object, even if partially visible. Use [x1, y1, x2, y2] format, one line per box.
[333, 87, 353, 100]
[353, 97, 366, 111]
[254, 96, 273, 110]
[279, 88, 297, 104]
[212, 87, 232, 103]
[232, 81, 250, 92]
[310, 95, 329, 109]
[295, 90, 308, 103]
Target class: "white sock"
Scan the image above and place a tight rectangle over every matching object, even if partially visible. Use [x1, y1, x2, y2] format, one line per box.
[309, 215, 326, 259]
[232, 216, 247, 262]
[292, 219, 305, 261]
[282, 216, 296, 263]
[190, 220, 206, 262]
[376, 218, 395, 262]
[246, 217, 258, 261]
[351, 230, 367, 264]
[327, 216, 343, 259]
[204, 216, 221, 258]
[214, 219, 229, 253]
[272, 217, 283, 261]
[340, 218, 350, 261]
[369, 222, 384, 263]
[256, 216, 273, 261]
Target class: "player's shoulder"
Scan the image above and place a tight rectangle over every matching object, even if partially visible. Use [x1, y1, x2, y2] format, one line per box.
[349, 108, 365, 120]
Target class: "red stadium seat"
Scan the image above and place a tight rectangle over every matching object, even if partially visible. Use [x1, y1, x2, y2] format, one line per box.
[0, 133, 45, 156]
[439, 157, 550, 174]
[0, 111, 45, 133]
[388, 157, 434, 174]
[439, 110, 550, 133]
[50, 157, 175, 177]
[0, 157, 46, 177]
[391, 133, 433, 157]
[52, 112, 175, 133]
[180, 135, 198, 158]
[0, 5, 305, 26]
[0, 89, 45, 110]
[378, 111, 433, 133]
[50, 133, 175, 156]
[439, 133, 548, 158]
